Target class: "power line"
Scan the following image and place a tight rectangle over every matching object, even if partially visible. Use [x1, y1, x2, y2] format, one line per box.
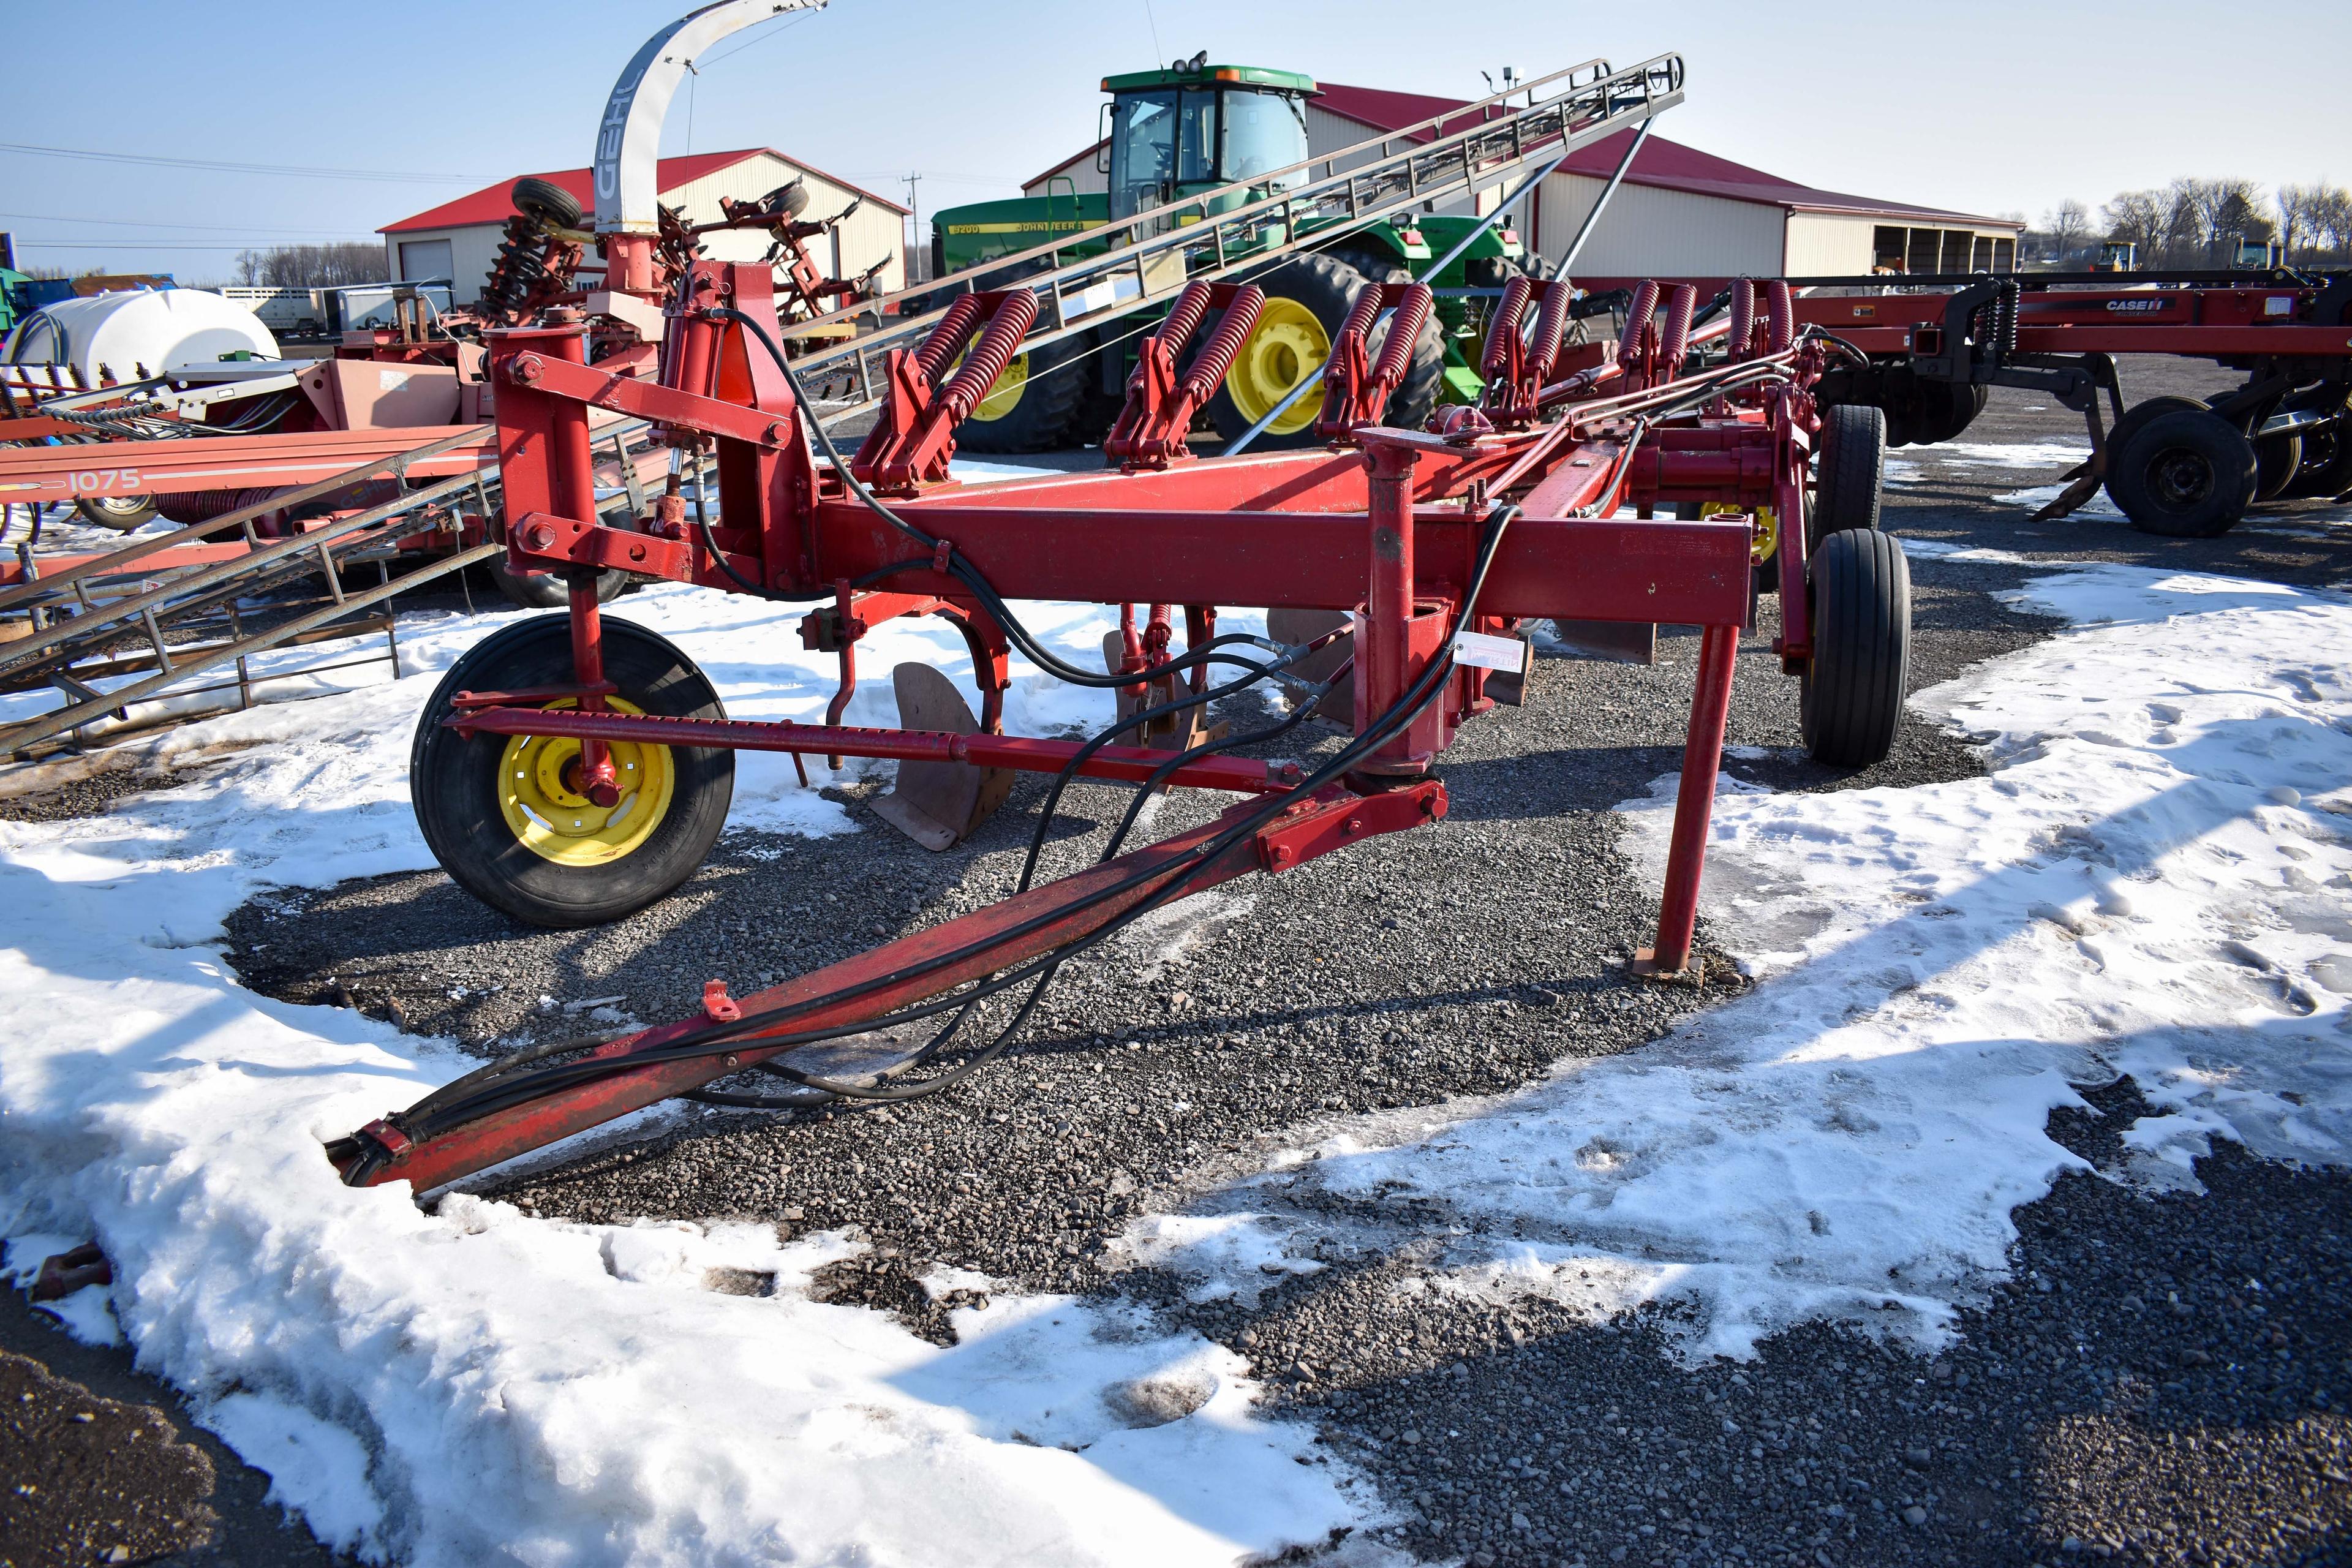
[0, 143, 487, 184]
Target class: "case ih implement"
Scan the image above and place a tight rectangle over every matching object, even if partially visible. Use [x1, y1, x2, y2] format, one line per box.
[325, 246, 1914, 1192]
[1775, 269, 2352, 536]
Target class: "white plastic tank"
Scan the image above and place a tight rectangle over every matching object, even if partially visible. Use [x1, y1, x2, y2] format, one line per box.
[1, 289, 281, 383]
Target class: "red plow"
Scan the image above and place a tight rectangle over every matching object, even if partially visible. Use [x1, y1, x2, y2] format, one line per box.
[329, 262, 1910, 1193]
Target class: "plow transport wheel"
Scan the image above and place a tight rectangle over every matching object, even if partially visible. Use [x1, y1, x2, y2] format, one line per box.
[870, 663, 1014, 851]
[1800, 527, 1910, 769]
[412, 617, 734, 927]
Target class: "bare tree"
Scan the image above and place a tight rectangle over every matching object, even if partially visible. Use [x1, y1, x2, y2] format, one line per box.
[226, 243, 388, 290]
[2315, 184, 2352, 262]
[2043, 198, 2090, 263]
[2101, 189, 2164, 266]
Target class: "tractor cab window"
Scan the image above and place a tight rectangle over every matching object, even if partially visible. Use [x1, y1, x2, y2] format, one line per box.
[1220, 88, 1308, 188]
[1107, 87, 1219, 219]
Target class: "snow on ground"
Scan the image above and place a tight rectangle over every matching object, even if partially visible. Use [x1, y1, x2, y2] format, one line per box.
[1120, 546, 2352, 1360]
[0, 559, 1335, 1566]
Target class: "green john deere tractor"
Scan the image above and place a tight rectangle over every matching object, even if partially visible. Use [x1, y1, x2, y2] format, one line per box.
[930, 58, 1545, 453]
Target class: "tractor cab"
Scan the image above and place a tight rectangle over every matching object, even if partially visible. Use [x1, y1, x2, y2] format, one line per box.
[1098, 56, 1315, 222]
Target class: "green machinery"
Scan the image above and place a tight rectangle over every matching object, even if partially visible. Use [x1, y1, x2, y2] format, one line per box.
[929, 59, 1545, 451]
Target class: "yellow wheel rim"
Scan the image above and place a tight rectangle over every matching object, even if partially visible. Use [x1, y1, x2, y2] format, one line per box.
[965, 351, 1030, 423]
[497, 696, 675, 867]
[1702, 501, 1779, 564]
[1224, 296, 1330, 435]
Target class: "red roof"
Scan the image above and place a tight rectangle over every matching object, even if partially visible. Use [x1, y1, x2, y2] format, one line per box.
[382, 147, 908, 233]
[1311, 83, 2016, 228]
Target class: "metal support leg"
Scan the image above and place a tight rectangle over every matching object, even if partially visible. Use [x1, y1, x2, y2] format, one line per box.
[1641, 621, 1739, 974]
[568, 575, 619, 805]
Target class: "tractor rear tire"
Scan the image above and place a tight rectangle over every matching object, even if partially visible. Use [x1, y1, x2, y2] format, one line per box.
[1811, 403, 1886, 546]
[412, 615, 734, 928]
[511, 176, 584, 232]
[2106, 409, 2258, 538]
[1801, 527, 1910, 769]
[954, 331, 1090, 454]
[488, 560, 630, 609]
[74, 495, 159, 532]
[1206, 252, 1440, 450]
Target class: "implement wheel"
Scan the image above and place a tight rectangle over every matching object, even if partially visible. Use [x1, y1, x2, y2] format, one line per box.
[512, 175, 584, 231]
[412, 616, 734, 928]
[954, 331, 1090, 454]
[74, 494, 159, 532]
[2106, 409, 2257, 538]
[1811, 402, 1885, 546]
[2286, 422, 2352, 498]
[1801, 527, 1910, 769]
[486, 559, 630, 609]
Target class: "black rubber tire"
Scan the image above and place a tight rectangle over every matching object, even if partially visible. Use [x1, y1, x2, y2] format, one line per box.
[512, 176, 584, 232]
[1801, 527, 1910, 769]
[488, 560, 630, 609]
[2103, 394, 2208, 469]
[1205, 252, 1441, 450]
[2106, 409, 2258, 538]
[2253, 433, 2303, 503]
[2285, 422, 2352, 499]
[74, 494, 159, 531]
[954, 331, 1090, 454]
[1811, 403, 1885, 546]
[759, 180, 812, 220]
[412, 616, 733, 928]
[1905, 380, 1986, 447]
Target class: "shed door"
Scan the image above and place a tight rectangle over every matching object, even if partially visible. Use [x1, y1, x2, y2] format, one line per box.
[398, 238, 453, 282]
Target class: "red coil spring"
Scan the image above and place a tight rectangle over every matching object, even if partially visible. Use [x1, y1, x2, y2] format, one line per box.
[1336, 285, 1385, 353]
[1618, 279, 1662, 366]
[1180, 285, 1265, 401]
[1371, 285, 1433, 393]
[1157, 282, 1216, 364]
[938, 292, 1040, 420]
[1657, 284, 1698, 373]
[1727, 279, 1757, 364]
[1765, 280, 1794, 354]
[1480, 273, 1534, 383]
[913, 296, 987, 384]
[1526, 281, 1574, 385]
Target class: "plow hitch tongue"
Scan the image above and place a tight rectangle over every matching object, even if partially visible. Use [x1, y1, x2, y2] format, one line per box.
[332, 778, 1443, 1192]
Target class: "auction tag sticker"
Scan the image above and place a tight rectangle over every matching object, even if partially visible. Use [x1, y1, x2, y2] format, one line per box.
[1450, 629, 1529, 674]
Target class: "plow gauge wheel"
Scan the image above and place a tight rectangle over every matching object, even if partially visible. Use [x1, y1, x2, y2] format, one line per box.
[412, 617, 734, 928]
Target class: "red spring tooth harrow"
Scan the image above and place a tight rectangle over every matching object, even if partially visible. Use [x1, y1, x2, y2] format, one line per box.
[328, 258, 1909, 1194]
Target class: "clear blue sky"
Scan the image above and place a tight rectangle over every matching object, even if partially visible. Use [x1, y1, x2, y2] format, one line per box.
[8, 0, 2348, 282]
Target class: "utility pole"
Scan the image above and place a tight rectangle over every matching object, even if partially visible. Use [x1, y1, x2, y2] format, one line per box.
[903, 172, 922, 281]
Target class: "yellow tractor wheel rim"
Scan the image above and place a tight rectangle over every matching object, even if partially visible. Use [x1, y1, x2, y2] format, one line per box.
[1224, 296, 1330, 434]
[1701, 501, 1779, 564]
[966, 351, 1030, 423]
[497, 696, 675, 867]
